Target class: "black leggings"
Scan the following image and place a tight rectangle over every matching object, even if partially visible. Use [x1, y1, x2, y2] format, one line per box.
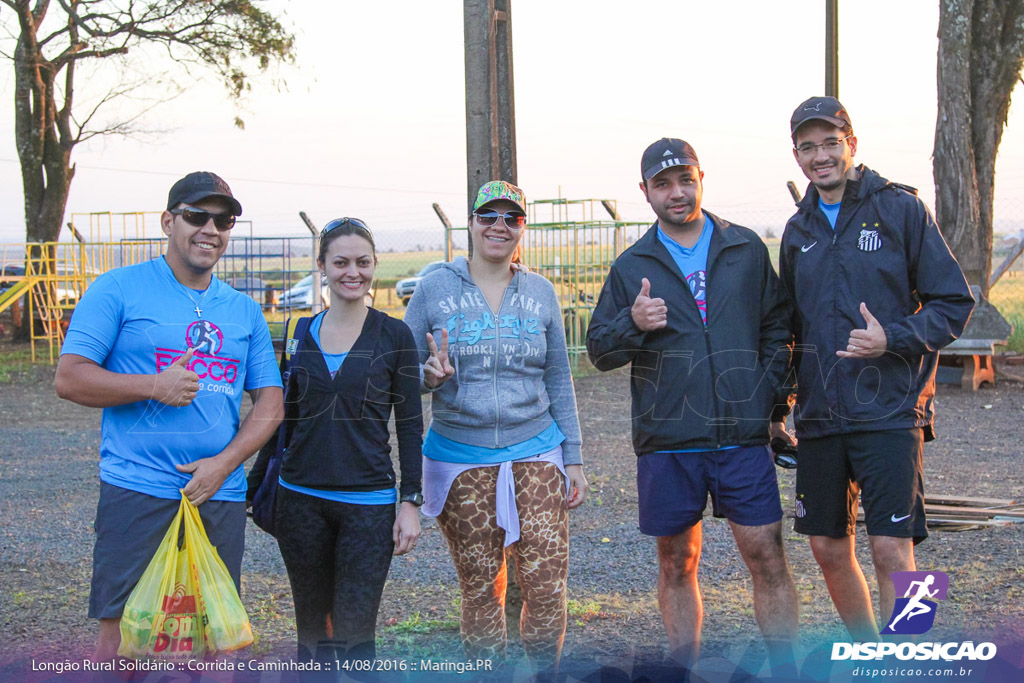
[275, 486, 396, 664]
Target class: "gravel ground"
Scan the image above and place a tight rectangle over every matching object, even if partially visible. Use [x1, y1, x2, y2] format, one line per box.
[1, 348, 1023, 682]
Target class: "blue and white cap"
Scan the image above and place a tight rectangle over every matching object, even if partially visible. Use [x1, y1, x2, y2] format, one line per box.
[641, 138, 700, 181]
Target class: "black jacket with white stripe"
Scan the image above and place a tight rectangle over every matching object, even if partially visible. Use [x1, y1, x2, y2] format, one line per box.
[779, 165, 974, 441]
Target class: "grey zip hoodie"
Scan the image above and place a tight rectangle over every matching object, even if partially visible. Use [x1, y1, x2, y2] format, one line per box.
[404, 256, 582, 465]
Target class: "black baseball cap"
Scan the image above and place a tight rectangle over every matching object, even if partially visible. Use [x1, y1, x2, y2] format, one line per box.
[641, 138, 700, 181]
[167, 171, 242, 215]
[790, 96, 853, 136]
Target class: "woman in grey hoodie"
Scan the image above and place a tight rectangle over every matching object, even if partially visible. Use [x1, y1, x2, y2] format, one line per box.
[404, 180, 588, 671]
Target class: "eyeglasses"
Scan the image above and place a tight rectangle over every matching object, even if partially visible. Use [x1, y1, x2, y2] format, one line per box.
[321, 217, 372, 237]
[170, 207, 236, 231]
[794, 135, 852, 156]
[473, 209, 527, 228]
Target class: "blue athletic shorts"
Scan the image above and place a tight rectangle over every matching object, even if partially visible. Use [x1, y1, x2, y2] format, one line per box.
[637, 445, 783, 537]
[89, 481, 246, 619]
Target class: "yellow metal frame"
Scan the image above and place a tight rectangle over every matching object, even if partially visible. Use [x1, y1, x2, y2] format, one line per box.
[1, 240, 159, 362]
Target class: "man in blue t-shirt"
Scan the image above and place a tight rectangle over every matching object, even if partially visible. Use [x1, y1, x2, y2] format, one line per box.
[55, 172, 284, 661]
[587, 138, 798, 674]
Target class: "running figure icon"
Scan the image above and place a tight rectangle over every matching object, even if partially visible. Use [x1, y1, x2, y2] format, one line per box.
[888, 574, 939, 630]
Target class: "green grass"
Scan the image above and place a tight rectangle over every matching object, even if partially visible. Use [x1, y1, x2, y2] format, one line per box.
[988, 276, 1024, 352]
[0, 345, 35, 383]
[382, 612, 459, 635]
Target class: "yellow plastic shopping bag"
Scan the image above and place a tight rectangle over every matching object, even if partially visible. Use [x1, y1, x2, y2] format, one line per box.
[180, 493, 254, 653]
[118, 492, 253, 658]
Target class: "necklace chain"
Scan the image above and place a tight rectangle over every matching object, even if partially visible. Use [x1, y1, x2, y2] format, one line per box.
[183, 286, 210, 318]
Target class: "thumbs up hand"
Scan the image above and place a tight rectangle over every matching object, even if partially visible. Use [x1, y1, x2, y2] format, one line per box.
[154, 347, 200, 406]
[631, 278, 668, 332]
[837, 302, 887, 358]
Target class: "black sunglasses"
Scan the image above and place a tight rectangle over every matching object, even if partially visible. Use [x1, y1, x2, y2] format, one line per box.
[474, 209, 527, 228]
[770, 438, 798, 470]
[321, 217, 372, 237]
[170, 207, 236, 231]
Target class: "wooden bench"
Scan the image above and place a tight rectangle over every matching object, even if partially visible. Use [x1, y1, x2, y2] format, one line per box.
[937, 285, 1013, 391]
[939, 337, 1003, 391]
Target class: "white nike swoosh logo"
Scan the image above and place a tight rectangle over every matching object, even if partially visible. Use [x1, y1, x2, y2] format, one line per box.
[801, 241, 817, 253]
[891, 514, 911, 523]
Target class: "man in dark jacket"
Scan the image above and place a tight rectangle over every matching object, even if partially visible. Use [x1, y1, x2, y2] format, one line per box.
[781, 97, 974, 641]
[586, 138, 797, 672]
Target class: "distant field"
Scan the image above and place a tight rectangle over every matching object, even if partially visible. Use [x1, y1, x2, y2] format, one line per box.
[989, 274, 1024, 352]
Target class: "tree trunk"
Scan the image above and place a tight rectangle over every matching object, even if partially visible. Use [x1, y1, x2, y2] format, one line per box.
[13, 0, 75, 245]
[934, 0, 1024, 296]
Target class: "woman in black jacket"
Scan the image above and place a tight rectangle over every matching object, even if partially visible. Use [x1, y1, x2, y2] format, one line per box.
[274, 218, 423, 666]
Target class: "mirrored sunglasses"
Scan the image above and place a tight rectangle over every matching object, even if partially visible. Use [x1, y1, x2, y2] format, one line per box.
[474, 209, 527, 228]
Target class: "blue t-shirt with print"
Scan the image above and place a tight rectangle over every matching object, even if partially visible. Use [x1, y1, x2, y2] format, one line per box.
[60, 257, 282, 501]
[657, 213, 712, 323]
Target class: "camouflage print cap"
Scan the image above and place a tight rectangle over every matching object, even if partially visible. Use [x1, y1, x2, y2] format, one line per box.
[473, 180, 526, 212]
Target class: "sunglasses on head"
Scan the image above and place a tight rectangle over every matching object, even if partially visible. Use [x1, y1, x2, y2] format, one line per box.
[170, 207, 236, 231]
[473, 209, 527, 228]
[321, 217, 372, 237]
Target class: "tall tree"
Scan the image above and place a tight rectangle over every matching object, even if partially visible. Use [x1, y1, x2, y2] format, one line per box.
[1, 0, 295, 243]
[934, 0, 1024, 294]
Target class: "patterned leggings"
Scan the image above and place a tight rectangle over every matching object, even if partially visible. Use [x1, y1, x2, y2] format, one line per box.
[437, 461, 569, 668]
[275, 486, 395, 665]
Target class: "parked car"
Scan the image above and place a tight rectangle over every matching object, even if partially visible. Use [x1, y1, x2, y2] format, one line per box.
[279, 273, 329, 308]
[279, 273, 374, 308]
[396, 261, 446, 305]
[227, 276, 269, 304]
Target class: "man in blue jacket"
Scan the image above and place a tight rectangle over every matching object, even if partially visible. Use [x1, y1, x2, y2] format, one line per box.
[587, 139, 797, 672]
[781, 97, 974, 640]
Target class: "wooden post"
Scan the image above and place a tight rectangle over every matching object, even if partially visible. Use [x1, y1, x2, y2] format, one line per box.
[464, 0, 518, 214]
[825, 0, 839, 97]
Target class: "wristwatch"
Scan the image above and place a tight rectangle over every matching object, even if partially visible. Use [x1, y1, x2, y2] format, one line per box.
[400, 492, 424, 507]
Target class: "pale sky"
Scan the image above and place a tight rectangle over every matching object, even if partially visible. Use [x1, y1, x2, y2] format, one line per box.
[1, 0, 1022, 246]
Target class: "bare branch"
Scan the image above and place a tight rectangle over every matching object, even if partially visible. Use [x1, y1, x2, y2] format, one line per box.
[6, 0, 296, 241]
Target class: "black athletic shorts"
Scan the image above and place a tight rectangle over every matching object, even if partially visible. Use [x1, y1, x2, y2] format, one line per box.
[793, 428, 927, 544]
[89, 481, 246, 619]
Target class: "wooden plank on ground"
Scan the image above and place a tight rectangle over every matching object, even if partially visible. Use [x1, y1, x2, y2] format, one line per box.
[926, 517, 1012, 528]
[926, 504, 1024, 519]
[925, 494, 1016, 507]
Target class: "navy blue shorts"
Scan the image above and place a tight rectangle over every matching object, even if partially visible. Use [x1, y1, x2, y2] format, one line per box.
[89, 482, 246, 619]
[794, 428, 927, 543]
[637, 445, 783, 537]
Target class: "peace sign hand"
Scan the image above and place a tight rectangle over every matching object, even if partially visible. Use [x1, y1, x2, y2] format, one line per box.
[424, 328, 455, 389]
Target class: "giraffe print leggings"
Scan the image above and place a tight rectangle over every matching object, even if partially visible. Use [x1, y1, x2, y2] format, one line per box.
[437, 461, 569, 668]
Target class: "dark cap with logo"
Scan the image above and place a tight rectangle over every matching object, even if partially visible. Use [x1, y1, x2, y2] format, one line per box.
[790, 96, 853, 136]
[641, 138, 700, 181]
[167, 171, 243, 216]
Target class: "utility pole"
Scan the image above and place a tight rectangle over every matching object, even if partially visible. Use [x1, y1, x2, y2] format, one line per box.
[825, 0, 838, 97]
[464, 0, 518, 215]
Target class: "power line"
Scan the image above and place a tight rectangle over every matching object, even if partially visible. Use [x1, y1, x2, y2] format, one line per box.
[0, 157, 463, 197]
